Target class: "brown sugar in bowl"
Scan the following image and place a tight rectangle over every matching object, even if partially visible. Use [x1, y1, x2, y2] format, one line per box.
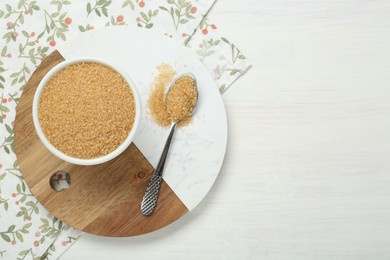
[32, 58, 141, 166]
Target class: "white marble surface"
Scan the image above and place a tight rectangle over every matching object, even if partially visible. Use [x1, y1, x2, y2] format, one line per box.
[58, 27, 227, 211]
[63, 0, 390, 259]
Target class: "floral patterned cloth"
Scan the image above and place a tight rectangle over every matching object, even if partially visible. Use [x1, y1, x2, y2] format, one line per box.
[0, 0, 250, 259]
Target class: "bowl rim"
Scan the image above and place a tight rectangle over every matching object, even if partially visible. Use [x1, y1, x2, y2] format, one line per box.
[32, 57, 141, 166]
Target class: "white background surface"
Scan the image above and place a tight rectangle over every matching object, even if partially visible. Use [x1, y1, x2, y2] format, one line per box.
[63, 1, 390, 259]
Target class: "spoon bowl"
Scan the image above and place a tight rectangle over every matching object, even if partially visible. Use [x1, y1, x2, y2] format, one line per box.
[165, 73, 199, 123]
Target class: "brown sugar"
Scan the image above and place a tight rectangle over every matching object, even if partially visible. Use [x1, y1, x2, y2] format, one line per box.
[148, 64, 176, 127]
[166, 76, 197, 122]
[148, 64, 196, 127]
[38, 62, 135, 159]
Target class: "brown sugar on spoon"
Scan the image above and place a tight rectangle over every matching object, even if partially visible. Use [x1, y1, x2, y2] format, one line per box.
[148, 65, 197, 126]
[38, 62, 135, 159]
[165, 76, 197, 122]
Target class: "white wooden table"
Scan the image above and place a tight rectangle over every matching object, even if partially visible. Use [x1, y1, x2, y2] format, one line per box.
[63, 1, 390, 259]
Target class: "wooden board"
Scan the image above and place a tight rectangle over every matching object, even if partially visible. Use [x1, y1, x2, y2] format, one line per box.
[14, 51, 188, 237]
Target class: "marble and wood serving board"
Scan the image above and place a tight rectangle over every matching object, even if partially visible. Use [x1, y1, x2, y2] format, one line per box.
[14, 51, 188, 236]
[14, 27, 227, 237]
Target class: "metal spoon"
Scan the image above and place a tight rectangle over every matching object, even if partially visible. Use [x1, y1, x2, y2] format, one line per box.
[141, 73, 198, 216]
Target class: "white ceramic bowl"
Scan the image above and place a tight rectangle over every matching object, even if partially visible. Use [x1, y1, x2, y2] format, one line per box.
[32, 57, 141, 166]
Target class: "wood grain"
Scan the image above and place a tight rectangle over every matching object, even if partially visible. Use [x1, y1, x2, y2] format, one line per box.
[14, 51, 188, 237]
